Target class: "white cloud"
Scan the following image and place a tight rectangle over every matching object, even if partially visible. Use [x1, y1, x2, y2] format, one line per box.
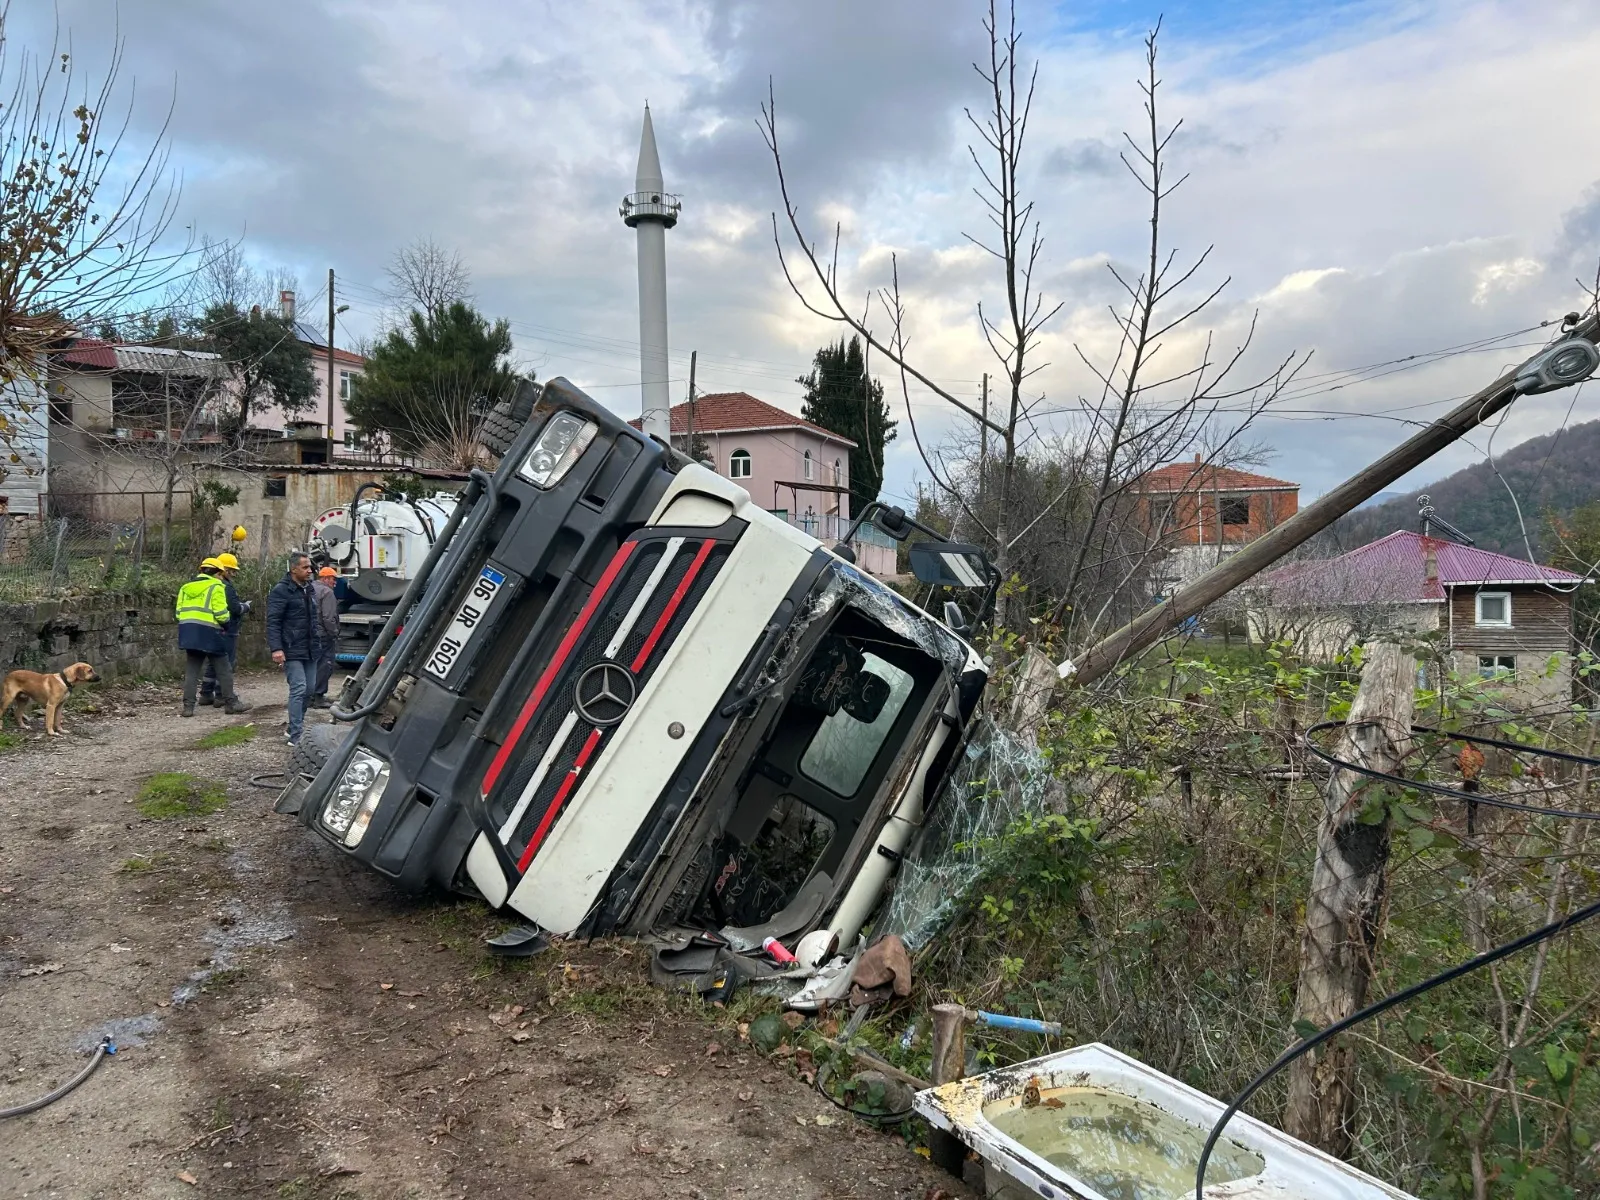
[12, 0, 1600, 510]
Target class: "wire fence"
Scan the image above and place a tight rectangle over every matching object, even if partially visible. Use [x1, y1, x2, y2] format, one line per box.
[0, 512, 258, 603]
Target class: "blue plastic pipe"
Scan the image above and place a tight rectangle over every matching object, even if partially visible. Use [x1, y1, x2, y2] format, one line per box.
[971, 1009, 1062, 1036]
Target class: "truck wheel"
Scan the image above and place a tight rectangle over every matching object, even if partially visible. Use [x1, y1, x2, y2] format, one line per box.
[290, 721, 352, 777]
[479, 378, 543, 457]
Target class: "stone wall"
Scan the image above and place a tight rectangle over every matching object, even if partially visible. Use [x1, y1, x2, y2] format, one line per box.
[0, 588, 272, 680]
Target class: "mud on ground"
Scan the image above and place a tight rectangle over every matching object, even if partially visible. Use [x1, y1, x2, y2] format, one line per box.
[0, 671, 971, 1199]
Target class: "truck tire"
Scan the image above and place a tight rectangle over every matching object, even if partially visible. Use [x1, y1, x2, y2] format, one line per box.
[479, 378, 543, 458]
[290, 721, 352, 777]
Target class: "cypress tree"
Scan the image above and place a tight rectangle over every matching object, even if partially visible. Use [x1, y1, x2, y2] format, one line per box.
[796, 336, 896, 510]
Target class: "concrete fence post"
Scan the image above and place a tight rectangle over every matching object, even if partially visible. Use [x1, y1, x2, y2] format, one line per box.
[48, 518, 69, 594]
[131, 521, 145, 589]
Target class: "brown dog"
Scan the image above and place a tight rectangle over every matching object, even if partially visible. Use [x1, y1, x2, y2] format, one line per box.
[1, 662, 100, 736]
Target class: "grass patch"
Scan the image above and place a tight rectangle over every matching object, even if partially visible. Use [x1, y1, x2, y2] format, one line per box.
[0, 730, 22, 752]
[193, 723, 256, 750]
[135, 772, 228, 820]
[119, 853, 172, 874]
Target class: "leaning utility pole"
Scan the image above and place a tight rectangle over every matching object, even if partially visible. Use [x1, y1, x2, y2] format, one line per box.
[1061, 315, 1600, 687]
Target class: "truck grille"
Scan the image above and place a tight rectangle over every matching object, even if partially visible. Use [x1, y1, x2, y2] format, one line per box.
[481, 533, 731, 871]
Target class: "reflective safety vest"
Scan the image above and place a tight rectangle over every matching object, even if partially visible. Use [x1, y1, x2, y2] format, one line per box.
[175, 574, 228, 629]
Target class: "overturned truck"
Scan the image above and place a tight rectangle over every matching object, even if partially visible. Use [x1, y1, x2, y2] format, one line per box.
[277, 379, 995, 955]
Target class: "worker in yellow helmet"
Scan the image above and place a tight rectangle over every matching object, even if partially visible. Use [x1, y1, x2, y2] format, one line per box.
[177, 558, 250, 717]
[200, 552, 251, 708]
[232, 525, 248, 544]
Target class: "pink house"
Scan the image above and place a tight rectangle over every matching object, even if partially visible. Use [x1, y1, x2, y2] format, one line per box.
[663, 392, 855, 535]
[636, 392, 895, 576]
[248, 318, 367, 452]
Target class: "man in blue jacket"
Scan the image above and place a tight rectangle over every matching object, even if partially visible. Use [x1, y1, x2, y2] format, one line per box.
[266, 552, 322, 746]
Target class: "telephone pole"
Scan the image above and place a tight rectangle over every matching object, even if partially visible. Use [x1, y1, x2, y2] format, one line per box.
[326, 267, 336, 444]
[686, 349, 697, 461]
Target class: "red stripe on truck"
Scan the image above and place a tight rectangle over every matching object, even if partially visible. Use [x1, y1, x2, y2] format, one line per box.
[480, 541, 636, 797]
[516, 727, 604, 870]
[629, 538, 716, 672]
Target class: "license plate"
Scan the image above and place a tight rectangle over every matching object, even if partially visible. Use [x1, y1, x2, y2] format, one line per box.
[424, 565, 506, 680]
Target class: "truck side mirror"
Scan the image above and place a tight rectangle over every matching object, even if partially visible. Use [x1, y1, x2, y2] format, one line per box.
[874, 506, 911, 539]
[909, 540, 990, 588]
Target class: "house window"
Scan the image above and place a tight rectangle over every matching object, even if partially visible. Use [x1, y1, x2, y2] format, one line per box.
[803, 449, 814, 480]
[1478, 654, 1516, 679]
[343, 429, 364, 450]
[834, 458, 843, 484]
[339, 371, 357, 402]
[1475, 591, 1511, 627]
[264, 476, 287, 499]
[1220, 496, 1250, 526]
[729, 448, 752, 479]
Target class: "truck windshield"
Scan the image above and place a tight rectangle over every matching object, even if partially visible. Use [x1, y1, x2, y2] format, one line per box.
[799, 653, 917, 795]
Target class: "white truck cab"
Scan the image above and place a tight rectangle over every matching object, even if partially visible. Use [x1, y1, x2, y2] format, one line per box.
[278, 379, 993, 954]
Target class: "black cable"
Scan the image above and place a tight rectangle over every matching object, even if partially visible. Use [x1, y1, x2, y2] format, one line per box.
[1195, 895, 1600, 1199]
[0, 1037, 115, 1119]
[1304, 721, 1600, 822]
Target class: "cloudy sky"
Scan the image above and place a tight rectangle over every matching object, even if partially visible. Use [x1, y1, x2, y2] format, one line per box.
[21, 0, 1600, 506]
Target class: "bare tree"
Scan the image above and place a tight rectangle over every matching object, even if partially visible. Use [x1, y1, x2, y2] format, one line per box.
[763, 9, 1303, 638]
[0, 8, 180, 374]
[386, 367, 514, 471]
[385, 238, 472, 321]
[189, 235, 298, 315]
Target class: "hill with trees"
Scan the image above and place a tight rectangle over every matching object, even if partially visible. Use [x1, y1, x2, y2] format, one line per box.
[1327, 417, 1600, 557]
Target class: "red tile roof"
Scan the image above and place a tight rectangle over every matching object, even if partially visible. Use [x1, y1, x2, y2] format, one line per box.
[1139, 460, 1298, 493]
[633, 392, 856, 446]
[1259, 531, 1586, 604]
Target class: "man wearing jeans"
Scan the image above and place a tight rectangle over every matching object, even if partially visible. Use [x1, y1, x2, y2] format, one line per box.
[265, 552, 322, 746]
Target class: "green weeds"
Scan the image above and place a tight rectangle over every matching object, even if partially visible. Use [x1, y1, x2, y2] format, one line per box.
[193, 723, 256, 750]
[135, 772, 228, 819]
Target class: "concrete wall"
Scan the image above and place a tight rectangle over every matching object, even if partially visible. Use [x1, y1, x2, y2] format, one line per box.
[48, 368, 115, 433]
[0, 589, 267, 680]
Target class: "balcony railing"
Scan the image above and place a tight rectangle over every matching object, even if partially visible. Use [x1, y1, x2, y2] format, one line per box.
[620, 191, 681, 228]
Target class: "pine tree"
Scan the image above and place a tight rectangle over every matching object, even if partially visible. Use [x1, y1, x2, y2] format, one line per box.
[796, 336, 896, 510]
[349, 301, 517, 451]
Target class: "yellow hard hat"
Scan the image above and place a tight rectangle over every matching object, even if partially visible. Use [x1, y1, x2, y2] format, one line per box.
[201, 556, 223, 571]
[231, 525, 248, 543]
[216, 552, 240, 570]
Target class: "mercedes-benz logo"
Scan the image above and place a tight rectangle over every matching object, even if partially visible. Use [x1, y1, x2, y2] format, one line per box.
[574, 662, 636, 726]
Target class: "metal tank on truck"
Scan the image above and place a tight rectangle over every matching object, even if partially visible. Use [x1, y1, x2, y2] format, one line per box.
[307, 486, 459, 663]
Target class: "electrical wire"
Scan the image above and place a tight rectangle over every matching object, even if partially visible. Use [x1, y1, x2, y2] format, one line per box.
[1303, 721, 1600, 821]
[1193, 715, 1600, 1196]
[1193, 893, 1600, 1200]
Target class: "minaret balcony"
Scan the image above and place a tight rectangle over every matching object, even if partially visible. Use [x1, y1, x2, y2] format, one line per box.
[621, 191, 681, 228]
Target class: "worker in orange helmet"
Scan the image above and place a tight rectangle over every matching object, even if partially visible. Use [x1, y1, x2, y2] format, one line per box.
[308, 565, 340, 708]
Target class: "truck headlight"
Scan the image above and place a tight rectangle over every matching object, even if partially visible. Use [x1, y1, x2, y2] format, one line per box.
[518, 412, 596, 488]
[321, 749, 391, 848]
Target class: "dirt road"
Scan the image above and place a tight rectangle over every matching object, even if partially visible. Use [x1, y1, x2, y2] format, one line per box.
[0, 671, 966, 1199]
